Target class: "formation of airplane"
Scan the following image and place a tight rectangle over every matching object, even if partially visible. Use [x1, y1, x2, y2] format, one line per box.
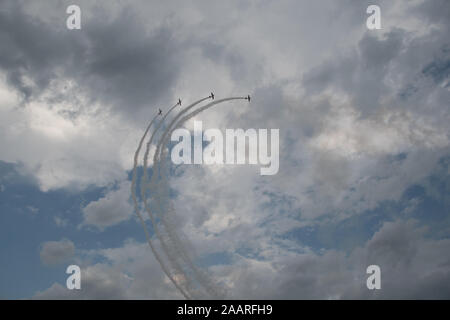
[159, 94, 249, 115]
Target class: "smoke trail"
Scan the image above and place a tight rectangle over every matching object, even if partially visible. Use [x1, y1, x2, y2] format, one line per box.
[140, 98, 212, 298]
[141, 103, 201, 297]
[149, 97, 216, 293]
[133, 97, 247, 299]
[151, 97, 247, 298]
[156, 97, 247, 265]
[131, 109, 192, 299]
[150, 99, 222, 298]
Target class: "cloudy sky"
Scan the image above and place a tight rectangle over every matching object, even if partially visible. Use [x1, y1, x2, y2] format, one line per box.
[0, 0, 449, 299]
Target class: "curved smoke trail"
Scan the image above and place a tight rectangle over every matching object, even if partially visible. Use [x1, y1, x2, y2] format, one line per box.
[131, 107, 191, 299]
[142, 97, 212, 298]
[134, 96, 247, 299]
[150, 97, 247, 298]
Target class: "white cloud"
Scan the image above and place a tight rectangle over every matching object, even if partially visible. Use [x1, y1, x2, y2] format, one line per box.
[212, 219, 450, 299]
[0, 74, 132, 191]
[35, 241, 184, 299]
[35, 219, 450, 299]
[34, 264, 130, 299]
[81, 181, 134, 229]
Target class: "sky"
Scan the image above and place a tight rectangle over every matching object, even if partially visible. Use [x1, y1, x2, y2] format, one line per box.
[0, 0, 449, 299]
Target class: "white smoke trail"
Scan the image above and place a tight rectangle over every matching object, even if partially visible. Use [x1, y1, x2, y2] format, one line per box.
[141, 98, 212, 298]
[149, 97, 219, 298]
[150, 101, 221, 298]
[133, 97, 247, 299]
[150, 97, 247, 298]
[131, 108, 192, 299]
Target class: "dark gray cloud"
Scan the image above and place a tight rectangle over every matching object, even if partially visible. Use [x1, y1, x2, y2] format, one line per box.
[80, 11, 180, 114]
[302, 29, 407, 116]
[0, 1, 70, 101]
[223, 220, 450, 299]
[0, 0, 181, 118]
[412, 0, 450, 26]
[301, 5, 450, 119]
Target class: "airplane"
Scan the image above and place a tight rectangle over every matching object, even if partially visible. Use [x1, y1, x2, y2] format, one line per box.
[158, 108, 162, 115]
[210, 92, 215, 100]
[247, 94, 251, 102]
[177, 98, 182, 106]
